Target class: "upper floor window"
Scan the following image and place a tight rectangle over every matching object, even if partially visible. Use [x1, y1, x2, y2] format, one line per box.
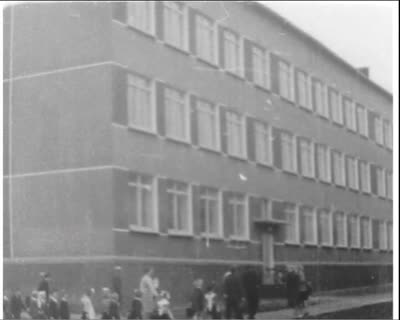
[195, 14, 215, 63]
[374, 117, 384, 145]
[296, 70, 310, 109]
[377, 167, 386, 198]
[284, 203, 299, 244]
[383, 120, 392, 149]
[226, 111, 245, 158]
[196, 99, 218, 150]
[278, 60, 293, 101]
[356, 104, 368, 137]
[318, 209, 332, 246]
[298, 138, 314, 178]
[346, 156, 359, 190]
[334, 211, 347, 247]
[199, 187, 221, 237]
[281, 132, 297, 173]
[254, 121, 272, 165]
[127, 2, 154, 34]
[343, 98, 357, 131]
[222, 29, 241, 76]
[313, 80, 328, 118]
[166, 180, 192, 233]
[359, 161, 371, 193]
[227, 193, 248, 240]
[316, 144, 331, 183]
[128, 74, 155, 132]
[163, 1, 186, 50]
[300, 206, 317, 245]
[252, 46, 270, 89]
[332, 151, 346, 187]
[329, 89, 343, 125]
[165, 87, 189, 141]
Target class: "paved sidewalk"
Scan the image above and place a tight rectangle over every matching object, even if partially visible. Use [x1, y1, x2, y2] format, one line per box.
[256, 292, 392, 319]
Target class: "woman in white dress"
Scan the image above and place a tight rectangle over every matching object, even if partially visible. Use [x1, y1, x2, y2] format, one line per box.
[140, 268, 158, 319]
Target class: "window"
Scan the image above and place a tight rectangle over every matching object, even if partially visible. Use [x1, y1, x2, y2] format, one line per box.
[374, 117, 383, 145]
[349, 215, 360, 248]
[329, 89, 343, 124]
[361, 217, 372, 249]
[313, 80, 328, 118]
[285, 204, 299, 244]
[200, 187, 221, 237]
[227, 194, 248, 239]
[165, 87, 188, 141]
[316, 144, 331, 182]
[163, 1, 186, 49]
[278, 60, 293, 100]
[281, 132, 297, 173]
[167, 180, 191, 233]
[254, 121, 272, 165]
[378, 221, 387, 250]
[127, 2, 154, 34]
[383, 120, 392, 149]
[359, 161, 371, 193]
[299, 138, 314, 178]
[196, 99, 218, 150]
[346, 157, 359, 190]
[260, 198, 271, 220]
[226, 111, 245, 157]
[343, 98, 357, 131]
[356, 105, 368, 136]
[334, 212, 347, 247]
[318, 209, 332, 246]
[128, 74, 154, 131]
[252, 46, 270, 89]
[332, 151, 345, 187]
[222, 29, 241, 76]
[386, 171, 393, 199]
[301, 207, 317, 245]
[296, 71, 310, 109]
[195, 14, 215, 63]
[377, 167, 386, 197]
[387, 222, 393, 250]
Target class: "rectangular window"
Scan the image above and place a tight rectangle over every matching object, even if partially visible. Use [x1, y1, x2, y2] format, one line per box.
[301, 207, 317, 245]
[195, 14, 215, 63]
[383, 120, 392, 149]
[329, 89, 343, 124]
[129, 173, 156, 230]
[200, 187, 221, 237]
[356, 105, 368, 137]
[334, 212, 347, 247]
[285, 203, 299, 244]
[127, 2, 154, 34]
[128, 74, 154, 131]
[377, 167, 386, 197]
[332, 151, 346, 187]
[299, 138, 314, 178]
[252, 46, 270, 89]
[349, 215, 360, 248]
[386, 171, 393, 199]
[228, 194, 248, 239]
[196, 99, 218, 150]
[344, 98, 357, 131]
[318, 209, 332, 246]
[359, 161, 371, 193]
[313, 80, 328, 118]
[226, 111, 245, 158]
[164, 1, 186, 49]
[261, 198, 271, 220]
[165, 87, 188, 141]
[222, 29, 241, 76]
[167, 180, 191, 233]
[361, 217, 372, 249]
[281, 132, 297, 173]
[374, 117, 384, 145]
[297, 70, 310, 109]
[278, 60, 293, 100]
[387, 222, 393, 251]
[347, 157, 359, 190]
[316, 144, 331, 182]
[254, 121, 272, 165]
[379, 221, 387, 250]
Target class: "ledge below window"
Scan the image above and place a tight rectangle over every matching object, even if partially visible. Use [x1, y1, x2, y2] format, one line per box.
[167, 230, 194, 238]
[129, 225, 159, 235]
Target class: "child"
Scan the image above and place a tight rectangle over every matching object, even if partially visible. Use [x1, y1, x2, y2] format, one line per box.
[153, 291, 174, 319]
[109, 292, 121, 319]
[59, 291, 70, 320]
[190, 279, 204, 320]
[204, 284, 219, 319]
[128, 289, 143, 319]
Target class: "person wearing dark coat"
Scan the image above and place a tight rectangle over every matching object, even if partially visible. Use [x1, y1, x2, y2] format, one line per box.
[59, 292, 71, 320]
[112, 266, 123, 306]
[223, 267, 244, 320]
[48, 291, 60, 319]
[285, 265, 300, 312]
[109, 292, 121, 319]
[128, 290, 143, 319]
[190, 279, 204, 320]
[38, 272, 51, 301]
[242, 266, 260, 319]
[10, 290, 25, 319]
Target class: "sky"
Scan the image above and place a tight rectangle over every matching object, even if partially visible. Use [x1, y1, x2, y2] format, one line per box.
[262, 1, 395, 93]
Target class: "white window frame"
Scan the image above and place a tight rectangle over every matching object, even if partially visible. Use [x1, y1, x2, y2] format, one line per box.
[347, 156, 359, 191]
[128, 174, 158, 232]
[334, 211, 347, 248]
[200, 187, 222, 238]
[195, 13, 216, 64]
[166, 181, 193, 235]
[374, 116, 384, 145]
[278, 60, 294, 101]
[251, 45, 270, 89]
[360, 161, 371, 193]
[378, 220, 387, 251]
[299, 138, 315, 178]
[330, 89, 343, 125]
[226, 110, 246, 158]
[316, 144, 331, 183]
[228, 194, 249, 241]
[349, 214, 360, 249]
[127, 1, 155, 35]
[332, 151, 346, 187]
[302, 207, 317, 245]
[164, 86, 190, 142]
[344, 98, 357, 132]
[285, 204, 300, 245]
[254, 121, 273, 166]
[377, 167, 386, 198]
[163, 1, 187, 51]
[319, 209, 333, 246]
[196, 99, 219, 151]
[281, 132, 297, 174]
[314, 80, 328, 118]
[356, 104, 368, 137]
[383, 119, 392, 149]
[361, 217, 372, 249]
[222, 28, 242, 77]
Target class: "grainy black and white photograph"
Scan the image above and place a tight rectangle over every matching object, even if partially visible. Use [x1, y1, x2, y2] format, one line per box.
[1, 1, 398, 319]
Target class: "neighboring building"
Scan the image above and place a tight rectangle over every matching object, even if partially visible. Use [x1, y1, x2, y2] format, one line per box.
[3, 1, 392, 307]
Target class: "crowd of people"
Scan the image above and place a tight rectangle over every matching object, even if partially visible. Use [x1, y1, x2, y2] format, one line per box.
[3, 264, 312, 320]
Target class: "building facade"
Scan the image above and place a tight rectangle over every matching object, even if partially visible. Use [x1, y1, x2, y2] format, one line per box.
[3, 1, 393, 308]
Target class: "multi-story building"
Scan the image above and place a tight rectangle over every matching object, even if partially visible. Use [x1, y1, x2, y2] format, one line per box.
[3, 1, 393, 308]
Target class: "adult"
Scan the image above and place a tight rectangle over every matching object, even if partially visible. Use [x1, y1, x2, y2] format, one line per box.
[59, 291, 71, 320]
[223, 266, 244, 319]
[10, 289, 25, 319]
[140, 267, 158, 319]
[81, 288, 96, 320]
[241, 266, 260, 319]
[190, 279, 204, 320]
[48, 290, 60, 319]
[296, 265, 311, 318]
[112, 266, 123, 305]
[38, 272, 51, 301]
[285, 265, 300, 317]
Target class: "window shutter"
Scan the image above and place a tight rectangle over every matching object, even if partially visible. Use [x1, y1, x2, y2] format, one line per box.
[218, 26, 225, 68]
[219, 106, 228, 153]
[249, 196, 261, 241]
[270, 53, 280, 94]
[188, 8, 197, 54]
[112, 66, 128, 125]
[190, 95, 198, 145]
[192, 185, 202, 235]
[155, 81, 165, 135]
[243, 39, 253, 82]
[272, 128, 282, 169]
[370, 164, 377, 195]
[155, 1, 164, 40]
[272, 201, 286, 242]
[157, 177, 170, 233]
[367, 110, 376, 141]
[222, 191, 232, 238]
[246, 117, 255, 161]
[112, 2, 127, 23]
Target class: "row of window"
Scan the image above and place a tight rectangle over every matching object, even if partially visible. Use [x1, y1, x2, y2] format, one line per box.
[113, 1, 393, 151]
[128, 171, 393, 251]
[121, 71, 393, 201]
